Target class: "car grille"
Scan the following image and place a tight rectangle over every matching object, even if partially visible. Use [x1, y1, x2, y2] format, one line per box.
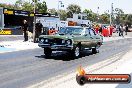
[40, 38, 64, 45]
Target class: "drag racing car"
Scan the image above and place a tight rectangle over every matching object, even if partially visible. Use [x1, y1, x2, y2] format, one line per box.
[38, 26, 103, 58]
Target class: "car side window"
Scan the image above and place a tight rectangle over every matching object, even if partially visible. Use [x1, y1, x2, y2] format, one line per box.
[89, 29, 96, 36]
[85, 28, 90, 35]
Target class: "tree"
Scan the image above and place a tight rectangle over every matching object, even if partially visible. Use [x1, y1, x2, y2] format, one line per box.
[0, 3, 15, 9]
[48, 8, 57, 14]
[67, 4, 81, 18]
[21, 2, 33, 11]
[31, 0, 47, 13]
[125, 14, 132, 26]
[83, 9, 94, 21]
[15, 0, 47, 13]
[48, 9, 67, 21]
[58, 10, 67, 21]
[83, 9, 98, 23]
[36, 1, 47, 13]
[100, 13, 110, 24]
[66, 11, 73, 18]
[114, 8, 124, 24]
[14, 0, 23, 10]
[32, 0, 38, 3]
[14, 0, 33, 11]
[115, 8, 124, 15]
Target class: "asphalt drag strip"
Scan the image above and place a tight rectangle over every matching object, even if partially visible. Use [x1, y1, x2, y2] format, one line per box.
[0, 38, 132, 88]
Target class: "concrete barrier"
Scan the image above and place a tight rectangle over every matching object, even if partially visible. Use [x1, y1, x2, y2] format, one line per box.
[0, 31, 34, 42]
[0, 35, 23, 42]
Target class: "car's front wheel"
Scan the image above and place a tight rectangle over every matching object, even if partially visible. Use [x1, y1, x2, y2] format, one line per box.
[70, 45, 81, 58]
[44, 48, 52, 58]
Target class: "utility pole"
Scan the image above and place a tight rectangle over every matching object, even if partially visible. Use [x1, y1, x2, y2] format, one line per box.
[110, 3, 113, 25]
[97, 7, 99, 23]
[33, 0, 36, 42]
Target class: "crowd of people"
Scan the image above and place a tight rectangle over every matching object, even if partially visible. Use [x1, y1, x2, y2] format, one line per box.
[22, 19, 130, 42]
[22, 19, 43, 42]
[92, 24, 129, 37]
[22, 20, 57, 42]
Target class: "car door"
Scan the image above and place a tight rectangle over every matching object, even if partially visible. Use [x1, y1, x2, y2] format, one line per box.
[81, 28, 93, 49]
[88, 28, 98, 47]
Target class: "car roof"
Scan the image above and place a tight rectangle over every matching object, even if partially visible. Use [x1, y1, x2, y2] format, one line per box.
[62, 26, 91, 29]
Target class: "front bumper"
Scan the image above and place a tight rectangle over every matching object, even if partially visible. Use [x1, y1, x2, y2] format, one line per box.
[38, 43, 73, 50]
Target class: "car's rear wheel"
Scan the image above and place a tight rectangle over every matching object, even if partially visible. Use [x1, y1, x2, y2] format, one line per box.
[44, 48, 52, 58]
[92, 46, 99, 54]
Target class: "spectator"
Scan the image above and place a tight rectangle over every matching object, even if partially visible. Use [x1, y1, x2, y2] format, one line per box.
[109, 25, 113, 37]
[95, 25, 99, 34]
[116, 25, 119, 33]
[125, 25, 128, 35]
[35, 20, 43, 42]
[22, 20, 28, 42]
[99, 25, 102, 34]
[120, 25, 124, 37]
[119, 24, 122, 36]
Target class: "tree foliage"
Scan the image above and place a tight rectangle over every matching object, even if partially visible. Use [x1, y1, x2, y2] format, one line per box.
[0, 3, 15, 9]
[100, 13, 110, 24]
[21, 2, 33, 11]
[67, 4, 81, 18]
[66, 11, 73, 18]
[114, 8, 124, 24]
[58, 10, 67, 21]
[48, 8, 58, 15]
[0, 0, 47, 13]
[36, 1, 47, 13]
[0, 1, 131, 25]
[83, 9, 97, 22]
[125, 14, 132, 26]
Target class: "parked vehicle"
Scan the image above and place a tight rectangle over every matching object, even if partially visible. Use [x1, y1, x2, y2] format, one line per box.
[128, 28, 132, 32]
[67, 14, 91, 26]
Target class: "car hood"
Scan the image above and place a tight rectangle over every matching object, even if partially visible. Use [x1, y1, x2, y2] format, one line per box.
[39, 34, 76, 40]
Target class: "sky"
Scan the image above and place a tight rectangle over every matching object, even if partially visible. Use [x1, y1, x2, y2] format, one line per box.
[0, 0, 132, 14]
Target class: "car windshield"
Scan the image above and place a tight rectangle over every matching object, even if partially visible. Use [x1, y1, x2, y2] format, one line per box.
[58, 27, 83, 35]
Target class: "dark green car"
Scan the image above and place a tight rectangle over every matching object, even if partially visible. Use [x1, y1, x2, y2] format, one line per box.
[38, 26, 103, 58]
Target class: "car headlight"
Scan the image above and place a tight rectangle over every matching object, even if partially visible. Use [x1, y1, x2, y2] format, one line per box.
[62, 39, 65, 44]
[45, 39, 48, 42]
[40, 38, 45, 43]
[66, 39, 72, 45]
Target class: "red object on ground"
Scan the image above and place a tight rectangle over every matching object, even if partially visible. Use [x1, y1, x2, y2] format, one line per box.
[102, 28, 109, 37]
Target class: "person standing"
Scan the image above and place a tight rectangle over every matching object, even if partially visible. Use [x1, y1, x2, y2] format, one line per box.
[99, 25, 102, 34]
[35, 20, 43, 42]
[109, 25, 113, 37]
[120, 25, 124, 37]
[125, 25, 128, 35]
[119, 24, 122, 36]
[95, 25, 99, 34]
[22, 20, 28, 42]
